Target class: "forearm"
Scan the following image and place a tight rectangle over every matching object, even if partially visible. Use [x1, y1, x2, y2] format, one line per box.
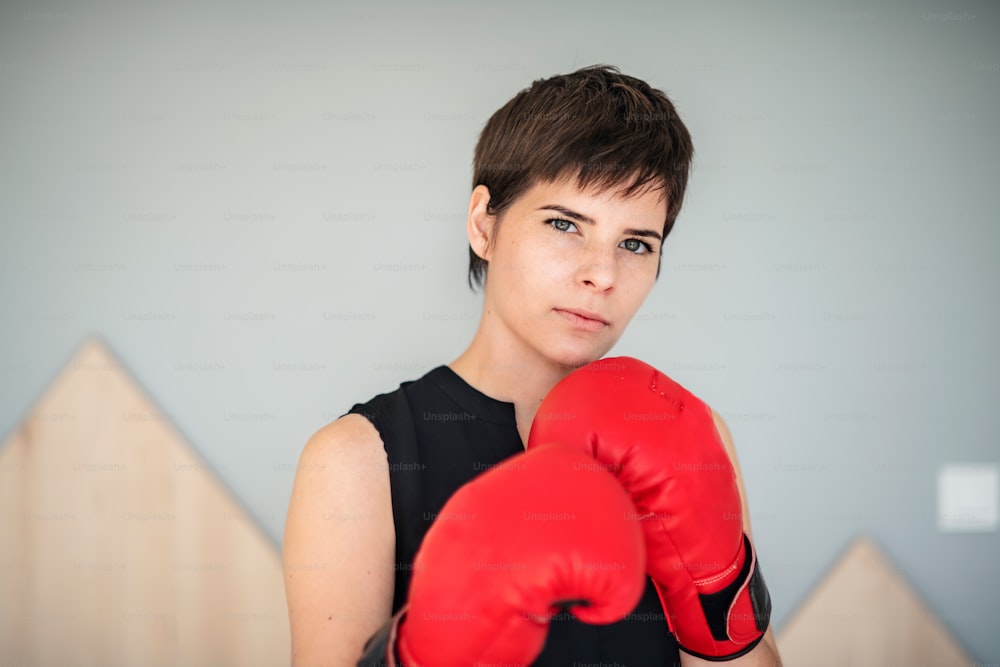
[679, 627, 782, 667]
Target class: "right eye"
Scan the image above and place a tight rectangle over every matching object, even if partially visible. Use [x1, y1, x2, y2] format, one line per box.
[547, 218, 578, 233]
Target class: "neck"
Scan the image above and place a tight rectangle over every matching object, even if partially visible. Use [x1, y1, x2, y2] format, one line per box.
[448, 318, 573, 448]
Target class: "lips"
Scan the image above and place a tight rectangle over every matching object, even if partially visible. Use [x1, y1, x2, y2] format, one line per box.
[555, 308, 610, 332]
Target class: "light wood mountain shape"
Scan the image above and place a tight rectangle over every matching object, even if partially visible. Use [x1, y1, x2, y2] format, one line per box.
[778, 536, 974, 666]
[0, 337, 290, 666]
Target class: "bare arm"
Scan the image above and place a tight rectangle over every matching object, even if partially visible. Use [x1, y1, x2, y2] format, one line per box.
[678, 411, 783, 667]
[282, 414, 396, 667]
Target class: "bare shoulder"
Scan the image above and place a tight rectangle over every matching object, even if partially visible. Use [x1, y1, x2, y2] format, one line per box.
[709, 408, 741, 468]
[307, 412, 385, 458]
[285, 411, 394, 554]
[283, 413, 395, 666]
[709, 407, 756, 538]
[290, 413, 391, 513]
[709, 408, 734, 450]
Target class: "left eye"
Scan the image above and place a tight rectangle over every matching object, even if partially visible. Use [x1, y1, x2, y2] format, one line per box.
[621, 238, 651, 254]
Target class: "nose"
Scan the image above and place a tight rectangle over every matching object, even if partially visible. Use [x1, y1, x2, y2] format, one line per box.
[576, 247, 617, 292]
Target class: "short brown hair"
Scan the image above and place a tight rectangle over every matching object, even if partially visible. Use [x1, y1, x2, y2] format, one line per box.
[468, 64, 694, 289]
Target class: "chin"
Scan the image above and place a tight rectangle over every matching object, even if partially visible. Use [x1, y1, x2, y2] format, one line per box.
[545, 340, 611, 371]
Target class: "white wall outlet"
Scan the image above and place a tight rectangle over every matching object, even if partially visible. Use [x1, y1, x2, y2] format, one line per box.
[937, 463, 999, 532]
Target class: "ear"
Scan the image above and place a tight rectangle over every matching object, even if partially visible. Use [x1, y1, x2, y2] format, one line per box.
[467, 184, 496, 261]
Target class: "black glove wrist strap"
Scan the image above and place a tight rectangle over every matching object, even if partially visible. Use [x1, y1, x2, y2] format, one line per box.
[356, 607, 408, 667]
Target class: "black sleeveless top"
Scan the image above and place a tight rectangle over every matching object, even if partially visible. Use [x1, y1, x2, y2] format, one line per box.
[348, 365, 681, 665]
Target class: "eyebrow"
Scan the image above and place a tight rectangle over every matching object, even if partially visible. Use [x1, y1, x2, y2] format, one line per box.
[538, 204, 663, 241]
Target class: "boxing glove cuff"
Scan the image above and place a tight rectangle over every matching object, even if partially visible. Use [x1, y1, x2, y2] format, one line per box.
[671, 534, 772, 661]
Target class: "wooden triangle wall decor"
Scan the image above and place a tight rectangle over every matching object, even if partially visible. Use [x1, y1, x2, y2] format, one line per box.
[777, 535, 974, 666]
[0, 337, 290, 666]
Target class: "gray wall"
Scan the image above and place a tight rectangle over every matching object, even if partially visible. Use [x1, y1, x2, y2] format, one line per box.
[2, 0, 998, 661]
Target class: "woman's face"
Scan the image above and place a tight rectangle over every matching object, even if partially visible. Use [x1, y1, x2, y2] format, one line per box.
[474, 175, 667, 369]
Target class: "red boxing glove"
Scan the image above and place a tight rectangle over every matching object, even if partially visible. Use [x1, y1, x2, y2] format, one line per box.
[359, 443, 646, 667]
[527, 357, 771, 660]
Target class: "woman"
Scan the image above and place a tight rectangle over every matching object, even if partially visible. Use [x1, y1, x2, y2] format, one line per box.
[283, 64, 782, 666]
